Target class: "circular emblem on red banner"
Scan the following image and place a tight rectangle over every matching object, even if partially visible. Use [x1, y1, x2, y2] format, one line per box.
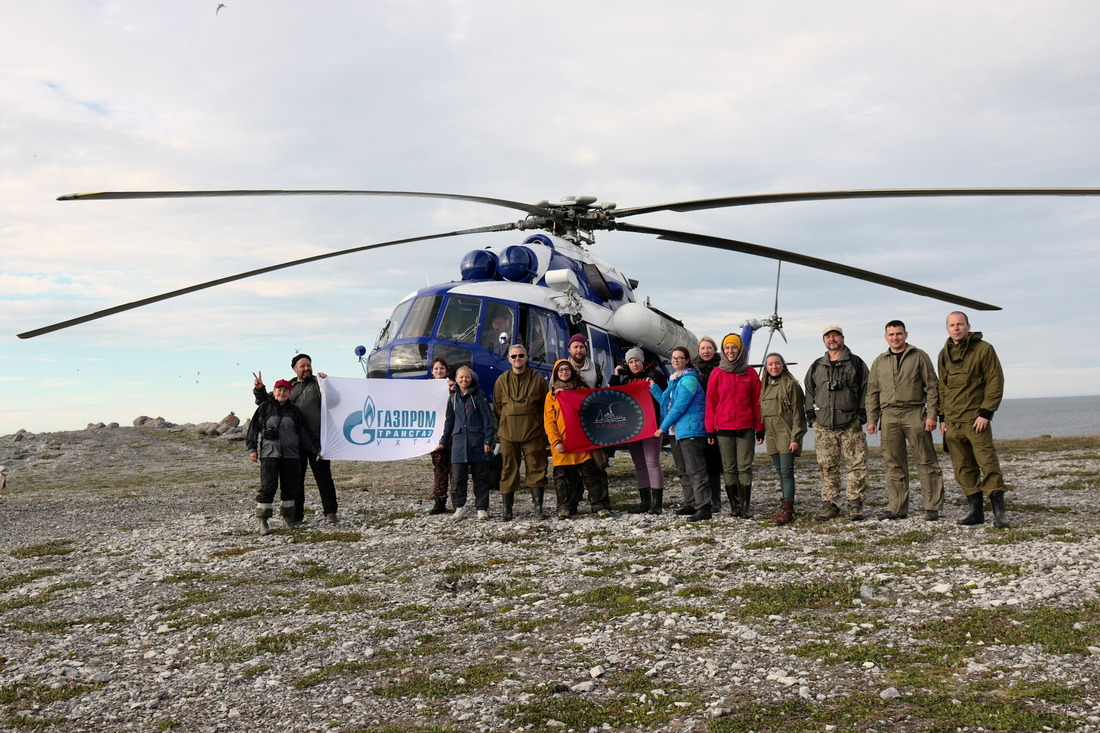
[578, 389, 646, 447]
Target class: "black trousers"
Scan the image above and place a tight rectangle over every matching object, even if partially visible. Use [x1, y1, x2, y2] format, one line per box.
[256, 458, 303, 517]
[298, 454, 338, 519]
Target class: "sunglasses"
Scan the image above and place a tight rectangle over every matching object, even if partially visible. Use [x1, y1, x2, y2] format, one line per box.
[509, 354, 527, 359]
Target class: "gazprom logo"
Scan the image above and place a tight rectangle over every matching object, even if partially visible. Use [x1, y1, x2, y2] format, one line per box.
[343, 394, 436, 446]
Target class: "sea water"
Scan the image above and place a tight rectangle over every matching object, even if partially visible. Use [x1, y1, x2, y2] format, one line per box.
[795, 394, 1099, 451]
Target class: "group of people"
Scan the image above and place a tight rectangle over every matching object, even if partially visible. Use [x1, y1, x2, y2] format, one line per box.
[803, 312, 1009, 528]
[246, 310, 1010, 534]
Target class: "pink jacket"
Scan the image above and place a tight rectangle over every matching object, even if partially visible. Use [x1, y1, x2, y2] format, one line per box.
[705, 367, 764, 434]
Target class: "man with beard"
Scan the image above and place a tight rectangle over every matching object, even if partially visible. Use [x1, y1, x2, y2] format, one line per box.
[804, 326, 870, 521]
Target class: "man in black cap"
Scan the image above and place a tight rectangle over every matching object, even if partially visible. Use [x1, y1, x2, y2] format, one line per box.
[254, 354, 338, 524]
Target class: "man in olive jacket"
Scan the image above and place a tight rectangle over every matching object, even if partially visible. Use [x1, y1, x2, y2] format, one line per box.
[493, 344, 550, 521]
[937, 311, 1009, 528]
[866, 320, 944, 521]
[804, 325, 870, 521]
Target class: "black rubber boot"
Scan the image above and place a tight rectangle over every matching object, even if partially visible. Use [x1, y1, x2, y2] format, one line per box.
[725, 485, 742, 517]
[648, 489, 664, 515]
[675, 503, 695, 516]
[428, 497, 447, 515]
[501, 492, 514, 522]
[629, 489, 652, 514]
[990, 490, 1010, 528]
[531, 487, 545, 519]
[688, 504, 712, 522]
[739, 483, 753, 518]
[710, 477, 722, 513]
[957, 492, 985, 526]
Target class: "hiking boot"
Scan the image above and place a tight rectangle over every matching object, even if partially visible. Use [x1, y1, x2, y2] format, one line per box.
[477, 510, 489, 521]
[688, 505, 712, 522]
[675, 504, 696, 516]
[814, 503, 841, 521]
[924, 509, 940, 521]
[325, 513, 339, 525]
[877, 511, 906, 521]
[428, 498, 447, 515]
[557, 506, 571, 520]
[771, 500, 794, 526]
[596, 509, 612, 519]
[849, 502, 865, 521]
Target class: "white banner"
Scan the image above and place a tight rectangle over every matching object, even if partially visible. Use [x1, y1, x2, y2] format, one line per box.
[319, 377, 450, 461]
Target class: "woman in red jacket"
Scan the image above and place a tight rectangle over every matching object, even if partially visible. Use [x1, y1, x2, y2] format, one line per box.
[704, 333, 764, 517]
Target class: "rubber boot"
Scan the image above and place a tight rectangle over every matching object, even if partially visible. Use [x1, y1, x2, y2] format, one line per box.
[531, 487, 546, 519]
[725, 485, 742, 517]
[957, 492, 985, 526]
[648, 489, 664, 515]
[710, 478, 722, 513]
[501, 492, 514, 522]
[990, 490, 1010, 528]
[258, 517, 271, 536]
[688, 504, 712, 522]
[629, 488, 652, 514]
[428, 497, 447, 515]
[739, 483, 753, 518]
[772, 500, 794, 526]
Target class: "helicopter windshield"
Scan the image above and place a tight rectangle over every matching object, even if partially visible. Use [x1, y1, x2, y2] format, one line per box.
[397, 296, 442, 340]
[374, 299, 413, 350]
[437, 295, 481, 343]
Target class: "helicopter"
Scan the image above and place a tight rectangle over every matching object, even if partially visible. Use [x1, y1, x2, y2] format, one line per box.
[19, 187, 1100, 398]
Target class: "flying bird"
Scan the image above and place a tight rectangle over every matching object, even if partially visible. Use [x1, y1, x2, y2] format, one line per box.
[216, 3, 226, 14]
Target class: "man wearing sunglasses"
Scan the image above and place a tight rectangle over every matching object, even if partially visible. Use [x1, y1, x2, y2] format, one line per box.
[492, 345, 550, 521]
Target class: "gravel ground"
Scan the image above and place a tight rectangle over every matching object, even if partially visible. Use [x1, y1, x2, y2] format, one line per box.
[1, 426, 1099, 732]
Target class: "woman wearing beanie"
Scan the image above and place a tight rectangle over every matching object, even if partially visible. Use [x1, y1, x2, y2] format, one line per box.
[545, 359, 612, 519]
[611, 347, 668, 514]
[651, 346, 711, 521]
[705, 333, 764, 517]
[760, 353, 807, 525]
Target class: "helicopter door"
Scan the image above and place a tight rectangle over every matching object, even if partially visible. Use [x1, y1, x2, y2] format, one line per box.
[586, 327, 614, 388]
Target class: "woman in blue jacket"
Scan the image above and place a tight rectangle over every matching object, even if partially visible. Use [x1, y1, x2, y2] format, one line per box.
[437, 366, 495, 520]
[650, 346, 711, 521]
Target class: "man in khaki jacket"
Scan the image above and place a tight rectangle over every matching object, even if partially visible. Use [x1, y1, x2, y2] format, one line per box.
[866, 320, 945, 521]
[493, 344, 550, 522]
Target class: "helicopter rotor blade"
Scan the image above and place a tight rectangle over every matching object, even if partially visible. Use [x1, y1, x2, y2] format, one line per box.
[613, 187, 1100, 218]
[17, 222, 518, 339]
[614, 222, 1001, 311]
[57, 189, 557, 219]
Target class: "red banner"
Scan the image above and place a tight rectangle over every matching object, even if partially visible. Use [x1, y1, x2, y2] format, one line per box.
[554, 381, 658, 453]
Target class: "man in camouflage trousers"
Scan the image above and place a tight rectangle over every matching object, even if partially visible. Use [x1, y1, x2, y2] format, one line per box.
[804, 325, 871, 521]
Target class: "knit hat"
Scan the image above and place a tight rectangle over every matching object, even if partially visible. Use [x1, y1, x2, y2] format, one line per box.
[719, 332, 749, 375]
[721, 333, 743, 351]
[568, 334, 588, 346]
[625, 347, 644, 363]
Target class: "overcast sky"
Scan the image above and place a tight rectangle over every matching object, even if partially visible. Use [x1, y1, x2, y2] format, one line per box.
[3, 0, 1099, 434]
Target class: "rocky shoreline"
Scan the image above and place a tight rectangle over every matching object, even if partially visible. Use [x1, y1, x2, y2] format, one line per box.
[1, 426, 1099, 732]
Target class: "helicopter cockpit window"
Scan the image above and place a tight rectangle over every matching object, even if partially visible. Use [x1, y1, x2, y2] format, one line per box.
[480, 302, 513, 354]
[375, 299, 414, 349]
[437, 296, 481, 344]
[396, 296, 442, 340]
[389, 343, 428, 377]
